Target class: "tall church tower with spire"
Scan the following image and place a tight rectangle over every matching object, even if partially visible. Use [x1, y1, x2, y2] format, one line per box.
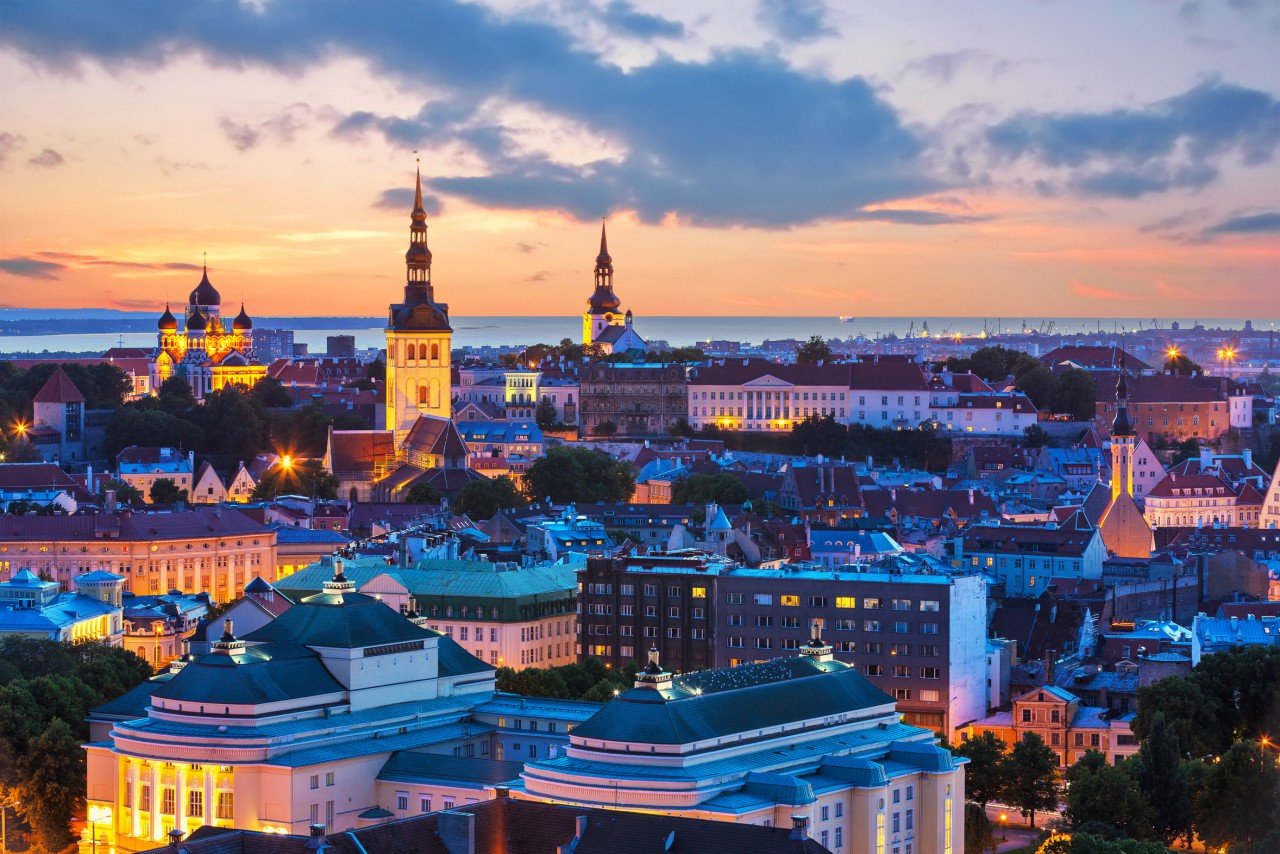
[1098, 354, 1154, 558]
[385, 167, 452, 445]
[1111, 356, 1136, 503]
[583, 220, 623, 346]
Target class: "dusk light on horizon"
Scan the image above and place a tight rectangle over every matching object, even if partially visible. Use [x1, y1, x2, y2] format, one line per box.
[0, 0, 1277, 319]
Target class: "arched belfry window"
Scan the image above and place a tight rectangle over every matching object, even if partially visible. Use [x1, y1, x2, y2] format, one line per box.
[431, 343, 440, 361]
[406, 344, 416, 361]
[418, 386, 428, 405]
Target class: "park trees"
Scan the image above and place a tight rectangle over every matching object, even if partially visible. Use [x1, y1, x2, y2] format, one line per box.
[523, 446, 635, 504]
[1006, 732, 1061, 827]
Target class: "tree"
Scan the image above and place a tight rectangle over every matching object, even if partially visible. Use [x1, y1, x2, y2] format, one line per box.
[1163, 353, 1202, 377]
[1064, 750, 1152, 840]
[1133, 673, 1223, 759]
[103, 405, 205, 458]
[86, 363, 132, 409]
[535, 397, 558, 429]
[956, 731, 1009, 808]
[454, 475, 527, 519]
[1131, 712, 1191, 844]
[3, 438, 41, 463]
[670, 473, 750, 505]
[249, 376, 293, 408]
[404, 482, 442, 504]
[1023, 424, 1054, 448]
[523, 446, 635, 504]
[1050, 369, 1097, 421]
[1005, 732, 1060, 827]
[1015, 364, 1058, 410]
[1194, 741, 1280, 850]
[252, 459, 338, 501]
[795, 335, 833, 364]
[149, 477, 189, 505]
[158, 375, 197, 408]
[965, 802, 998, 854]
[99, 477, 143, 505]
[15, 718, 83, 853]
[193, 387, 268, 463]
[593, 419, 617, 437]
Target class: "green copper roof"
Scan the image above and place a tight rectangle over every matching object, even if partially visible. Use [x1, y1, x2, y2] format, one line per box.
[570, 659, 894, 746]
[242, 588, 436, 648]
[152, 642, 344, 706]
[437, 635, 497, 679]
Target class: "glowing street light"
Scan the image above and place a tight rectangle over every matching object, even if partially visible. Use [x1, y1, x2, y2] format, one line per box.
[281, 455, 293, 471]
[87, 805, 112, 853]
[1000, 813, 1008, 840]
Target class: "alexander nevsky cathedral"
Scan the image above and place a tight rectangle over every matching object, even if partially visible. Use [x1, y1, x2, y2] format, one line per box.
[151, 269, 266, 399]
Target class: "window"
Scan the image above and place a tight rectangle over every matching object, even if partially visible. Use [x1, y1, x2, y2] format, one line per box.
[692, 587, 706, 598]
[835, 827, 843, 848]
[1022, 708, 1032, 722]
[836, 596, 856, 608]
[726, 593, 744, 604]
[919, 622, 939, 635]
[835, 619, 856, 630]
[420, 796, 432, 813]
[835, 802, 843, 817]
[644, 584, 657, 596]
[667, 585, 682, 597]
[163, 788, 176, 814]
[906, 808, 914, 830]
[864, 620, 882, 632]
[781, 616, 799, 629]
[217, 791, 233, 820]
[864, 664, 883, 676]
[326, 772, 334, 786]
[808, 596, 827, 607]
[891, 643, 911, 655]
[864, 597, 881, 609]
[920, 690, 940, 702]
[443, 798, 455, 810]
[893, 621, 910, 633]
[668, 606, 680, 618]
[188, 789, 203, 818]
[727, 614, 744, 626]
[893, 812, 901, 833]
[727, 636, 744, 648]
[667, 627, 681, 638]
[310, 775, 319, 790]
[821, 830, 829, 847]
[755, 637, 772, 649]
[863, 642, 883, 654]
[919, 666, 938, 679]
[821, 805, 830, 821]
[755, 615, 773, 627]
[920, 600, 939, 612]
[753, 594, 773, 605]
[891, 598, 911, 611]
[396, 791, 409, 811]
[920, 644, 940, 656]
[1051, 709, 1060, 723]
[781, 595, 800, 607]
[892, 665, 911, 677]
[893, 688, 912, 700]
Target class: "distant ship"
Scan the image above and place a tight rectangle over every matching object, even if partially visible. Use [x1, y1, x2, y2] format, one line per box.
[839, 316, 856, 322]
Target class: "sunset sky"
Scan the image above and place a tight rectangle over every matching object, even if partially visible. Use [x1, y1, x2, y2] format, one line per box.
[0, 0, 1277, 319]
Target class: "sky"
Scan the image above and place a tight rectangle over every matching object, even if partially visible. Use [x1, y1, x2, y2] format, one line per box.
[0, 0, 1277, 319]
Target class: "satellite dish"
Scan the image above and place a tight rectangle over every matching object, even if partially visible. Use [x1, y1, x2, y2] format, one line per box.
[664, 831, 675, 851]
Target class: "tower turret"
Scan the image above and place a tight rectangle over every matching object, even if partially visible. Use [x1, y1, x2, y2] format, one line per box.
[1111, 355, 1136, 502]
[157, 304, 178, 332]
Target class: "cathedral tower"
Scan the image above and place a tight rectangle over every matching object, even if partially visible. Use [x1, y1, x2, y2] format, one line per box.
[385, 166, 452, 444]
[583, 220, 623, 346]
[1111, 356, 1135, 502]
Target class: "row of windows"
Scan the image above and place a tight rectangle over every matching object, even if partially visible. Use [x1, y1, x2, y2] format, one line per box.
[725, 594, 938, 610]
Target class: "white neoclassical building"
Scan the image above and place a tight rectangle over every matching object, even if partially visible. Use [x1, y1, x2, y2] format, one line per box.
[514, 632, 967, 854]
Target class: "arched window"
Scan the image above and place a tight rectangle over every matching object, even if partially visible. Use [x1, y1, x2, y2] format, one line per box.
[431, 343, 440, 361]
[418, 385, 428, 405]
[406, 344, 416, 361]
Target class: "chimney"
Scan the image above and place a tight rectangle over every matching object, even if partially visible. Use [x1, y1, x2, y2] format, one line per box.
[968, 488, 975, 506]
[1045, 649, 1056, 685]
[86, 464, 94, 495]
[106, 489, 117, 514]
[1243, 448, 1253, 470]
[437, 810, 476, 854]
[309, 824, 327, 838]
[790, 815, 810, 840]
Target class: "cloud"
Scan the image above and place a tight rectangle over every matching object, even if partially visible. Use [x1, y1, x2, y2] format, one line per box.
[0, 132, 25, 164]
[372, 187, 443, 217]
[986, 79, 1280, 197]
[33, 251, 200, 271]
[755, 0, 836, 43]
[600, 1, 684, 39]
[515, 241, 546, 253]
[901, 50, 1014, 84]
[219, 104, 312, 151]
[1198, 210, 1280, 239]
[0, 0, 936, 227]
[1139, 207, 1212, 233]
[847, 208, 990, 226]
[27, 147, 63, 167]
[524, 270, 550, 282]
[0, 257, 65, 279]
[1069, 280, 1137, 301]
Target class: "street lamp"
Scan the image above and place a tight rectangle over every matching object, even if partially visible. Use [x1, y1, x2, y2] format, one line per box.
[87, 805, 112, 853]
[1000, 813, 1008, 840]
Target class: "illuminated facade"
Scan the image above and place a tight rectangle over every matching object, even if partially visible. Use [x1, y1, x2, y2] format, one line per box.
[0, 568, 124, 645]
[385, 167, 452, 445]
[151, 267, 266, 400]
[582, 222, 646, 355]
[514, 640, 967, 854]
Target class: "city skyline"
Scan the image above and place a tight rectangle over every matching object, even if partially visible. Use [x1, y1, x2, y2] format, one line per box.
[1, 0, 1278, 319]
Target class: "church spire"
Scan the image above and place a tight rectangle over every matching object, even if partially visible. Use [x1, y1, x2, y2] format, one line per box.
[597, 218, 611, 266]
[1112, 354, 1134, 437]
[405, 162, 432, 295]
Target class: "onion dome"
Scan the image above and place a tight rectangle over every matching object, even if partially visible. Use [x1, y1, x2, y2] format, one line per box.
[232, 303, 253, 331]
[187, 307, 208, 332]
[157, 303, 178, 332]
[188, 265, 221, 308]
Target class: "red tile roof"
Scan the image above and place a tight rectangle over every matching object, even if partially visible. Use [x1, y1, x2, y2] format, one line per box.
[32, 367, 86, 404]
[0, 507, 271, 542]
[1043, 346, 1151, 371]
[689, 359, 852, 387]
[327, 430, 395, 473]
